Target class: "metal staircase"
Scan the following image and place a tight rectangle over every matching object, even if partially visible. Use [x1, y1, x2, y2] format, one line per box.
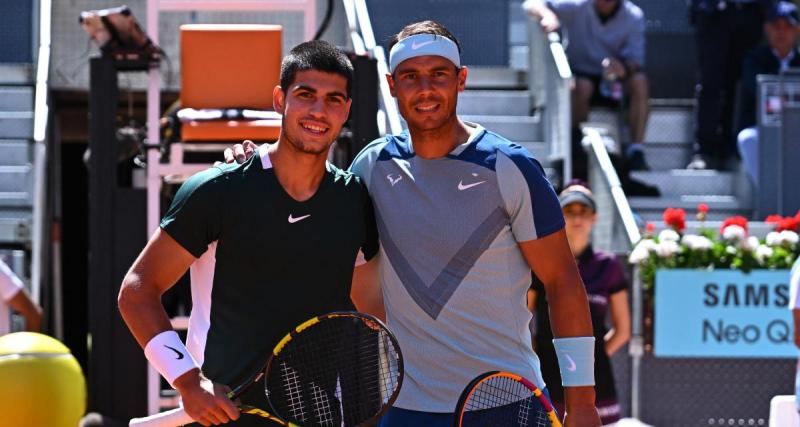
[0, 84, 34, 245]
[589, 102, 754, 223]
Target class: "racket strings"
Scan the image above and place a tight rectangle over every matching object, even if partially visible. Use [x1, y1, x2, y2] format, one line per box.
[267, 315, 402, 427]
[464, 376, 552, 426]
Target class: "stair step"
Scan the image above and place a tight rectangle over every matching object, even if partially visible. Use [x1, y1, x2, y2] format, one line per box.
[0, 165, 33, 203]
[465, 67, 526, 90]
[0, 87, 33, 111]
[630, 170, 735, 196]
[0, 113, 33, 139]
[461, 114, 542, 142]
[630, 195, 750, 222]
[0, 214, 32, 244]
[588, 107, 693, 144]
[518, 141, 549, 158]
[458, 90, 531, 116]
[644, 107, 693, 144]
[641, 143, 693, 170]
[0, 140, 31, 165]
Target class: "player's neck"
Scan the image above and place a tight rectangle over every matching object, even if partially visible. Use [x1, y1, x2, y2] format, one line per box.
[409, 118, 473, 159]
[268, 141, 328, 202]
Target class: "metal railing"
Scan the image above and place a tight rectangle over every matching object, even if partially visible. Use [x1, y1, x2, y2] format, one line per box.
[527, 24, 572, 181]
[583, 125, 644, 419]
[31, 0, 53, 330]
[342, 0, 403, 136]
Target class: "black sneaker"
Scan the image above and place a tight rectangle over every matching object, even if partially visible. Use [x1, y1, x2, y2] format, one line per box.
[626, 149, 651, 171]
[622, 176, 661, 197]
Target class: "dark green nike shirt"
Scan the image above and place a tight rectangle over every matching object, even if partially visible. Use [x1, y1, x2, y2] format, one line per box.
[160, 147, 378, 423]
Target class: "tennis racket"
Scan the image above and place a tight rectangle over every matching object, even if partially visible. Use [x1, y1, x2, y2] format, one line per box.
[453, 371, 562, 427]
[130, 311, 404, 426]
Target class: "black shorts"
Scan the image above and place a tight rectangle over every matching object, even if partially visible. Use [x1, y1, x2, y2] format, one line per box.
[573, 71, 624, 108]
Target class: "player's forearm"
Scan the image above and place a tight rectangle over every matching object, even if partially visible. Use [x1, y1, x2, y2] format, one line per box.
[118, 274, 174, 349]
[546, 271, 594, 338]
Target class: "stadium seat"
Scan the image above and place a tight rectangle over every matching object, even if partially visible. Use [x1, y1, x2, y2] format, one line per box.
[179, 24, 283, 142]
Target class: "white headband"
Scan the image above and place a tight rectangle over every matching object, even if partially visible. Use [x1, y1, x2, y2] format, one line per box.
[388, 34, 461, 73]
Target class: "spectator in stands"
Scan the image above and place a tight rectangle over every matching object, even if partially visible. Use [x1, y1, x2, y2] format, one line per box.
[524, 0, 652, 173]
[0, 259, 42, 334]
[736, 1, 800, 186]
[688, 0, 774, 170]
[528, 181, 631, 425]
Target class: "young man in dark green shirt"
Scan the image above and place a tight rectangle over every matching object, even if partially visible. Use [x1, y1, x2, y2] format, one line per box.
[118, 41, 379, 426]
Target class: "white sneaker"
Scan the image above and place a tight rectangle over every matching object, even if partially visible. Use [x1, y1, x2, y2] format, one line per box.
[686, 154, 707, 170]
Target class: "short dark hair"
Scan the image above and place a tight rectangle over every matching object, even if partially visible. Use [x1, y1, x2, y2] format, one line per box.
[280, 40, 354, 97]
[388, 20, 462, 54]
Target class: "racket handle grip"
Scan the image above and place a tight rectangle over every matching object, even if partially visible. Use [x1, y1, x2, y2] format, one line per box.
[129, 407, 194, 427]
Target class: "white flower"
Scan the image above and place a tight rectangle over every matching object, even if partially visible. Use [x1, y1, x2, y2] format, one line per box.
[779, 230, 799, 246]
[722, 225, 746, 241]
[656, 240, 681, 257]
[766, 231, 782, 246]
[741, 236, 760, 251]
[682, 234, 713, 251]
[755, 245, 774, 264]
[659, 229, 681, 242]
[629, 239, 656, 264]
[725, 245, 738, 255]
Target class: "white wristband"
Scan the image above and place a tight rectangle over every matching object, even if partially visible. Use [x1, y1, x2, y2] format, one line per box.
[144, 330, 199, 387]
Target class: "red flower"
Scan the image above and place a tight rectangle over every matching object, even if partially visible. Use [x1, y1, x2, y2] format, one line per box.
[765, 215, 783, 224]
[721, 216, 749, 233]
[777, 216, 799, 232]
[663, 208, 686, 232]
[646, 222, 655, 233]
[697, 203, 709, 214]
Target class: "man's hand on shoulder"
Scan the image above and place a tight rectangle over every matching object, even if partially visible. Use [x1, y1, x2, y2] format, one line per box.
[174, 369, 239, 426]
[223, 140, 259, 164]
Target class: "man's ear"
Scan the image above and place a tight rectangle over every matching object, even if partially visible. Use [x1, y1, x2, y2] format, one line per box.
[386, 74, 397, 98]
[457, 66, 468, 92]
[273, 86, 285, 114]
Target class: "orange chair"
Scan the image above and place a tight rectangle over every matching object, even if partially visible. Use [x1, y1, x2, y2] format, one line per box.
[179, 24, 283, 142]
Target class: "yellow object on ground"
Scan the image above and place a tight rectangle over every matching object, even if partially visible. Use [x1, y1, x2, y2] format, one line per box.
[0, 332, 86, 427]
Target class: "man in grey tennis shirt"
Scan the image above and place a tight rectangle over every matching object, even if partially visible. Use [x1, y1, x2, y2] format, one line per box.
[352, 21, 600, 426]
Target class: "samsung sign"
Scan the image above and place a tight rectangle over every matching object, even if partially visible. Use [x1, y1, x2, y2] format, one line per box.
[654, 269, 794, 358]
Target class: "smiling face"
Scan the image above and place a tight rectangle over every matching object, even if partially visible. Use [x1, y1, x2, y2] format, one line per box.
[387, 55, 467, 133]
[274, 69, 352, 155]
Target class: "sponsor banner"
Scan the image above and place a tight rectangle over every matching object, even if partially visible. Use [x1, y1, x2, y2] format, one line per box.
[654, 269, 795, 358]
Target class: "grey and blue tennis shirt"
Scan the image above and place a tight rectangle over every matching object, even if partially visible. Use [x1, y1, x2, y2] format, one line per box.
[350, 124, 566, 412]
